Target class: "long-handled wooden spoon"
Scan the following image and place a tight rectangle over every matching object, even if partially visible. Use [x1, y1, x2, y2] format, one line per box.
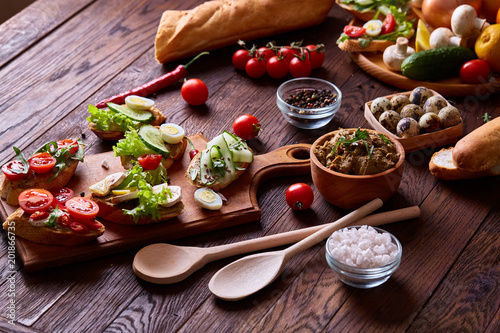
[133, 203, 419, 285]
[207, 198, 386, 300]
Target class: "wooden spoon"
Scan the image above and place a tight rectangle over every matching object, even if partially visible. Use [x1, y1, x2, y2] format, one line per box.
[208, 198, 385, 301]
[133, 204, 419, 285]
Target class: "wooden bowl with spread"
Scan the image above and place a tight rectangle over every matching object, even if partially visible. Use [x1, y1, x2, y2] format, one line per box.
[310, 128, 405, 210]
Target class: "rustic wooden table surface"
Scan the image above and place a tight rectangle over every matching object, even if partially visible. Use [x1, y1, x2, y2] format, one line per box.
[0, 0, 499, 332]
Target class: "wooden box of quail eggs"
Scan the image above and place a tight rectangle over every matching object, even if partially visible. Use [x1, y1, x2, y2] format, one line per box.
[364, 87, 463, 153]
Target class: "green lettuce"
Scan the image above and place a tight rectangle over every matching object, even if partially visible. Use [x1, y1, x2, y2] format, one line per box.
[87, 104, 141, 132]
[113, 129, 156, 158]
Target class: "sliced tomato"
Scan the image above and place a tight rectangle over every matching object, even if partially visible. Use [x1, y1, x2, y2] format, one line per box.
[2, 160, 29, 181]
[51, 187, 74, 205]
[30, 211, 50, 220]
[70, 221, 90, 234]
[343, 25, 366, 38]
[28, 152, 56, 174]
[18, 189, 54, 214]
[381, 13, 395, 35]
[57, 139, 79, 155]
[57, 212, 71, 228]
[138, 154, 162, 170]
[79, 219, 103, 231]
[65, 197, 99, 220]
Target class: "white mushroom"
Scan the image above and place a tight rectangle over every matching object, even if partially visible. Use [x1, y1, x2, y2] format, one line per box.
[383, 37, 415, 72]
[451, 5, 489, 39]
[429, 27, 466, 49]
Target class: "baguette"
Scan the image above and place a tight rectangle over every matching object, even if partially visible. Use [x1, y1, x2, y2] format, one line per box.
[154, 0, 335, 64]
[337, 39, 395, 53]
[452, 117, 500, 172]
[3, 208, 105, 246]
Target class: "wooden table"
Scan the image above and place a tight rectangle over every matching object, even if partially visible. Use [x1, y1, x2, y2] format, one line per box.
[0, 1, 498, 332]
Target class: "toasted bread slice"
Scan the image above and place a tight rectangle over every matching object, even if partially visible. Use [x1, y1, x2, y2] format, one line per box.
[88, 106, 167, 141]
[338, 39, 395, 53]
[91, 195, 185, 225]
[0, 160, 79, 206]
[120, 138, 187, 170]
[3, 208, 104, 246]
[429, 147, 500, 180]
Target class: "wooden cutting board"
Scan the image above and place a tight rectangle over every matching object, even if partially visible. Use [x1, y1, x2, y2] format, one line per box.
[0, 134, 311, 272]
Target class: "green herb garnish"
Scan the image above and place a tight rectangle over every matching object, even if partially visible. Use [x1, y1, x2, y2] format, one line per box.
[330, 128, 389, 159]
[482, 113, 492, 123]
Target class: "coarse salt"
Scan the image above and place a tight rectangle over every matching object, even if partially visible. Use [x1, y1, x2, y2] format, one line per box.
[328, 225, 398, 269]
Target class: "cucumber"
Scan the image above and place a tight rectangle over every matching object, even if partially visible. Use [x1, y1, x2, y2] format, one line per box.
[138, 125, 170, 158]
[107, 102, 154, 122]
[222, 131, 253, 163]
[401, 47, 476, 81]
[207, 134, 235, 184]
[199, 148, 215, 185]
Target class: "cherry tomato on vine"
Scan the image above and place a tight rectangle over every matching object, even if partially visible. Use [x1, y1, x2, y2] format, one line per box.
[256, 47, 275, 62]
[343, 25, 366, 38]
[18, 189, 54, 214]
[460, 59, 491, 84]
[245, 58, 266, 78]
[232, 49, 252, 70]
[138, 154, 163, 170]
[51, 187, 74, 205]
[57, 139, 79, 155]
[65, 197, 99, 220]
[305, 44, 325, 69]
[266, 55, 289, 79]
[181, 78, 209, 106]
[2, 160, 29, 181]
[233, 114, 262, 141]
[285, 183, 314, 210]
[380, 13, 395, 35]
[280, 46, 300, 64]
[289, 55, 312, 78]
[28, 152, 56, 174]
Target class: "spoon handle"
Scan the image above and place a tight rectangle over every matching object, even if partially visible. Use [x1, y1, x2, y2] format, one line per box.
[282, 198, 383, 260]
[205, 202, 418, 262]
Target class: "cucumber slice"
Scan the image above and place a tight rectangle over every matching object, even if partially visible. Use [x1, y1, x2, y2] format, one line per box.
[222, 131, 253, 163]
[138, 125, 170, 158]
[200, 148, 216, 185]
[207, 134, 235, 183]
[107, 102, 154, 122]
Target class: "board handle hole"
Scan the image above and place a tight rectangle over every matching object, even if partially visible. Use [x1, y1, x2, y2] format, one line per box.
[288, 147, 310, 160]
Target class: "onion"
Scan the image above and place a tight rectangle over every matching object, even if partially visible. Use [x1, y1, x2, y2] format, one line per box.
[421, 0, 482, 29]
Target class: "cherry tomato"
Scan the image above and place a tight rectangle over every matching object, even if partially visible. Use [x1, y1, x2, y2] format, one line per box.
[70, 221, 90, 234]
[256, 47, 275, 62]
[285, 183, 314, 210]
[233, 114, 262, 141]
[460, 60, 491, 84]
[280, 46, 300, 64]
[245, 58, 266, 78]
[28, 152, 56, 174]
[343, 25, 366, 38]
[305, 45, 325, 69]
[57, 139, 79, 155]
[138, 154, 162, 170]
[65, 197, 99, 220]
[189, 149, 199, 160]
[232, 49, 252, 70]
[289, 56, 312, 78]
[181, 78, 209, 106]
[79, 219, 103, 231]
[266, 55, 289, 79]
[2, 160, 29, 181]
[50, 187, 74, 205]
[18, 189, 54, 214]
[380, 13, 395, 35]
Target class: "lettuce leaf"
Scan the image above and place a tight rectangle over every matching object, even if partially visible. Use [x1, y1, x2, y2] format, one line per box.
[87, 104, 141, 132]
[113, 129, 156, 158]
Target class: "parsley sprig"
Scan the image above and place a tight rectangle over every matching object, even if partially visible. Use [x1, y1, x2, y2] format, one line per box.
[331, 128, 392, 159]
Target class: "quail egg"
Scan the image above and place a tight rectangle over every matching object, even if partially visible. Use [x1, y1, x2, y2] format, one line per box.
[438, 105, 461, 128]
[379, 110, 401, 133]
[400, 104, 424, 121]
[125, 95, 155, 110]
[419, 112, 441, 133]
[423, 96, 448, 114]
[153, 184, 182, 207]
[370, 97, 391, 120]
[396, 117, 420, 138]
[194, 188, 223, 210]
[160, 123, 185, 144]
[390, 94, 410, 113]
[409, 86, 433, 106]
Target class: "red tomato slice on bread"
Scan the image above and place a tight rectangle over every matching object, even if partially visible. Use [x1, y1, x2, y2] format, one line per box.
[65, 197, 99, 220]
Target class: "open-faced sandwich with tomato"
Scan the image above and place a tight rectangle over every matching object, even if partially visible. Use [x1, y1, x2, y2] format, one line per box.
[1, 139, 84, 206]
[186, 131, 253, 191]
[113, 123, 187, 172]
[337, 6, 414, 52]
[89, 165, 184, 225]
[2, 188, 105, 246]
[87, 95, 167, 141]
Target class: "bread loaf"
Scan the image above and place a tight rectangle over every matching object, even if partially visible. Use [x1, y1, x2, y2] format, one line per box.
[154, 0, 335, 64]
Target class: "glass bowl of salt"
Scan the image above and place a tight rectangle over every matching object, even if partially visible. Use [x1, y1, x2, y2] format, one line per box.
[325, 225, 402, 288]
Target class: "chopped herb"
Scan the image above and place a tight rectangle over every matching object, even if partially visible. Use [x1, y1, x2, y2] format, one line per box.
[482, 113, 492, 123]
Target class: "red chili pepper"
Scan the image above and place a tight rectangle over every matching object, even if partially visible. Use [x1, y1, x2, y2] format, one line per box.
[95, 52, 209, 109]
[185, 137, 199, 160]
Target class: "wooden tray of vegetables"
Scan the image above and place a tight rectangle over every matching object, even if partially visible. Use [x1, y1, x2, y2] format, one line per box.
[0, 134, 311, 272]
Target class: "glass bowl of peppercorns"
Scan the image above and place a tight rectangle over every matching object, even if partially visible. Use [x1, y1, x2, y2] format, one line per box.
[277, 77, 342, 129]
